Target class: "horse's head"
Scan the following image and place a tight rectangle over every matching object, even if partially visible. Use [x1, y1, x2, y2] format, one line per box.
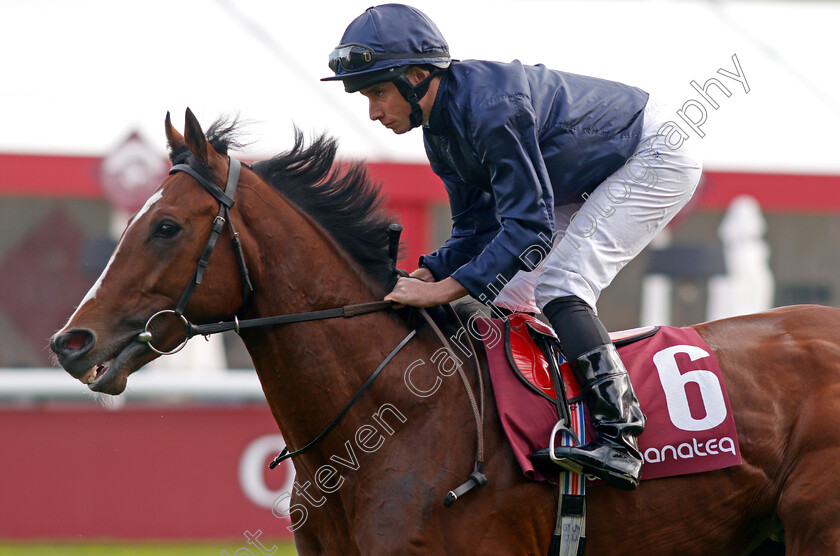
[50, 109, 253, 394]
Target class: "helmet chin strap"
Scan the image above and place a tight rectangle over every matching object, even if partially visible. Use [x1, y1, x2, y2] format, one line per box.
[392, 68, 443, 129]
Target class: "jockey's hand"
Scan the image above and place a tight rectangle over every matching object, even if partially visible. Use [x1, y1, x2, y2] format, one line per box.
[385, 276, 467, 308]
[409, 267, 435, 282]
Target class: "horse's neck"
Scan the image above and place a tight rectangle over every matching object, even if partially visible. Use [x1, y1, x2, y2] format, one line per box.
[235, 199, 493, 538]
[236, 195, 417, 460]
[241, 186, 384, 317]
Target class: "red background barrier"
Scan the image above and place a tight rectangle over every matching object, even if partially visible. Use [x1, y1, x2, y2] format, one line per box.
[0, 404, 296, 540]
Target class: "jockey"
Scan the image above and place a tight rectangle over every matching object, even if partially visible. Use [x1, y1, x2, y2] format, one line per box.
[322, 3, 702, 490]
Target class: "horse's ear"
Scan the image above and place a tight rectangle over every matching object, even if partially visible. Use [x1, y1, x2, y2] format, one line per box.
[164, 111, 185, 151]
[183, 107, 209, 164]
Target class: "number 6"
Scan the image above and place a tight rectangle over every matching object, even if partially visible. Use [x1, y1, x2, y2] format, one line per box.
[652, 345, 726, 432]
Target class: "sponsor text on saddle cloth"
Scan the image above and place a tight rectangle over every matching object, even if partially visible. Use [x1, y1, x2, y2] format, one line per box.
[477, 314, 741, 483]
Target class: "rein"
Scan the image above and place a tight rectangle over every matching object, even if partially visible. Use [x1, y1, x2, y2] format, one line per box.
[137, 154, 487, 506]
[186, 300, 395, 337]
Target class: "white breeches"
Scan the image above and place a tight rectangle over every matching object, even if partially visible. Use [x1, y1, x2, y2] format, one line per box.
[493, 99, 703, 314]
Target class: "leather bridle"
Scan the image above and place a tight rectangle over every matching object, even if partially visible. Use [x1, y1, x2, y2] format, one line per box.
[138, 155, 253, 355]
[134, 154, 487, 505]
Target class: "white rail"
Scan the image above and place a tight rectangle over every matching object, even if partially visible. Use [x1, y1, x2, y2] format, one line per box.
[0, 369, 265, 401]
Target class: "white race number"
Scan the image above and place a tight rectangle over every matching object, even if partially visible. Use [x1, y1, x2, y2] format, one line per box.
[652, 345, 726, 431]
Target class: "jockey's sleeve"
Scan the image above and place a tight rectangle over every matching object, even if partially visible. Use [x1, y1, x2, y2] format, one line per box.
[419, 169, 501, 281]
[446, 95, 554, 302]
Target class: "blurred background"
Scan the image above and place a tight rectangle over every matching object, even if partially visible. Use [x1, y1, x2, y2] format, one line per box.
[1, 0, 838, 553]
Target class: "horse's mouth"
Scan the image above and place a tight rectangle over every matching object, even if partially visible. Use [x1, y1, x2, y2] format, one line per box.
[78, 362, 108, 385]
[79, 339, 149, 395]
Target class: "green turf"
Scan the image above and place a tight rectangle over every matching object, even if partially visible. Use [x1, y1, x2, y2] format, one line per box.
[0, 542, 298, 555]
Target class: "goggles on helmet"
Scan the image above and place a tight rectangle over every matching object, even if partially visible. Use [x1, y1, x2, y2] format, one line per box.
[328, 43, 449, 74]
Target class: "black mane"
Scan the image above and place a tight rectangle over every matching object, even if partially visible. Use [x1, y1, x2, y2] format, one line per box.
[170, 118, 395, 288]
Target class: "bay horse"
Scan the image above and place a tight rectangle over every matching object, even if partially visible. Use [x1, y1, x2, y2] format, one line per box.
[51, 109, 840, 555]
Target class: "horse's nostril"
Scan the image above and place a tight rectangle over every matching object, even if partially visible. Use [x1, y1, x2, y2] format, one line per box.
[64, 333, 87, 351]
[52, 329, 95, 356]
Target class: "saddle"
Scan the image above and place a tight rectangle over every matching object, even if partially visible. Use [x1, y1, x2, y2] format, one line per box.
[504, 312, 657, 404]
[475, 312, 741, 484]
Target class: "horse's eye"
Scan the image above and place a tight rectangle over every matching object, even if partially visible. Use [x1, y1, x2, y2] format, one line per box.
[153, 220, 181, 239]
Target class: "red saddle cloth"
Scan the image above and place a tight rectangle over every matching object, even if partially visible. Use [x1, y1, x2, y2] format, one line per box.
[476, 314, 742, 484]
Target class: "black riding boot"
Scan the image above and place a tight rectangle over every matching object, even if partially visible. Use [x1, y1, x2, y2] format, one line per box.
[532, 344, 645, 490]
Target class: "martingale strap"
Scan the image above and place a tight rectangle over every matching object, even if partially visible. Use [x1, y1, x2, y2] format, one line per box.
[267, 304, 489, 510]
[269, 326, 419, 467]
[421, 306, 487, 507]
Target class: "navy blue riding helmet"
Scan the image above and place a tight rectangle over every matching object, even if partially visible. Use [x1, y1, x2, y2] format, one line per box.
[321, 4, 451, 128]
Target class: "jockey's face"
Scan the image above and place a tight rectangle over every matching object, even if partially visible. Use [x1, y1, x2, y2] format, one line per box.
[360, 67, 437, 135]
[361, 80, 414, 135]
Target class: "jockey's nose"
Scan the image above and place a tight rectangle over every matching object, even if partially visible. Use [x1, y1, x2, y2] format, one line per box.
[50, 328, 96, 369]
[369, 100, 383, 122]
